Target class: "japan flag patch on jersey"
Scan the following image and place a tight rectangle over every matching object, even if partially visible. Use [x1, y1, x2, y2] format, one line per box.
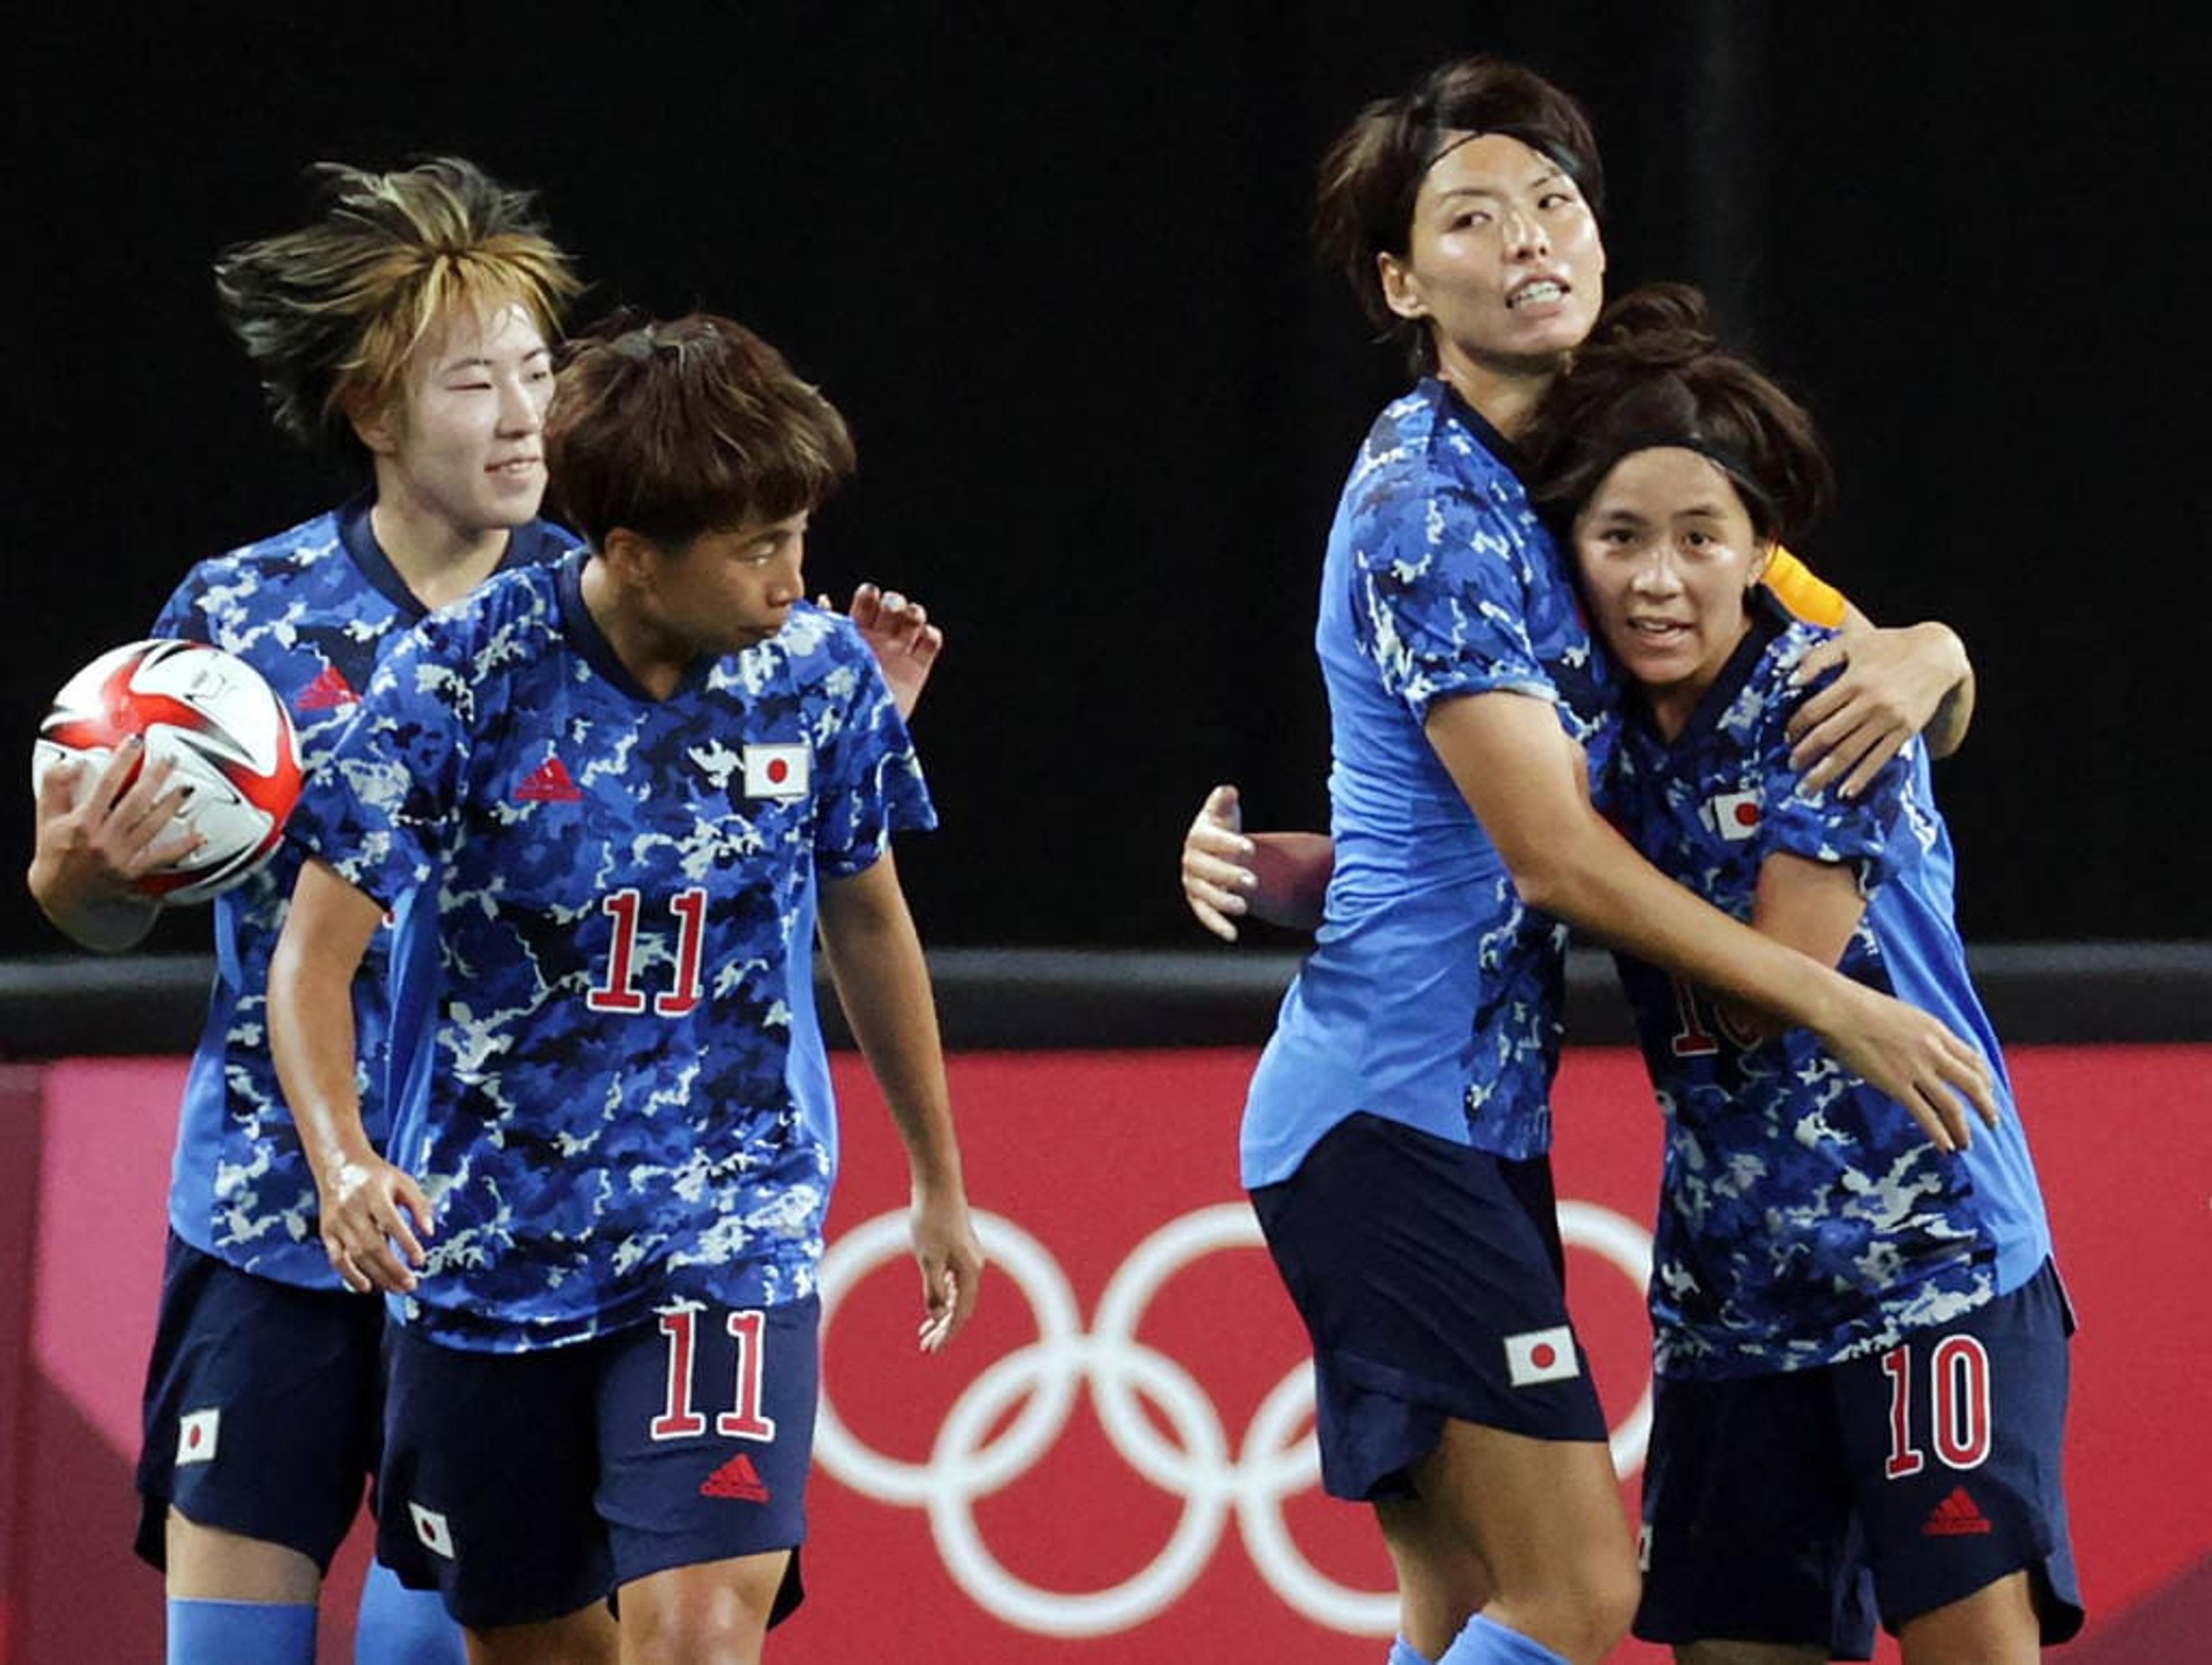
[1703, 789, 1762, 842]
[1503, 1325, 1580, 1387]
[176, 1408, 219, 1465]
[743, 743, 810, 801]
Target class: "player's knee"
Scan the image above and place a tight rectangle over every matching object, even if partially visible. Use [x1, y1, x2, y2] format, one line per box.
[1566, 1554, 1641, 1661]
[1896, 1568, 2041, 1664]
[619, 1579, 773, 1665]
[1501, 1550, 1639, 1664]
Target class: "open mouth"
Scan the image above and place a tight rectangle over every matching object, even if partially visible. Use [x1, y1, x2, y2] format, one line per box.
[1508, 279, 1566, 310]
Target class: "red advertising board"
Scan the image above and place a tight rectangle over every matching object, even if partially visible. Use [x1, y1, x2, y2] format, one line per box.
[9, 1045, 2209, 1661]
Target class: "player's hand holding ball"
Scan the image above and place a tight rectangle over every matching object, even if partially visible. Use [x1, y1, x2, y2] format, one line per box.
[31, 638, 304, 907]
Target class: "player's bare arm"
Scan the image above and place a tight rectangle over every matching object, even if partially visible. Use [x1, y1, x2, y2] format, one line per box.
[1179, 784, 1332, 942]
[1788, 612, 1976, 794]
[842, 581, 943, 722]
[1423, 687, 1997, 1148]
[25, 738, 195, 951]
[267, 858, 434, 1294]
[815, 851, 982, 1352]
[1732, 851, 1979, 1156]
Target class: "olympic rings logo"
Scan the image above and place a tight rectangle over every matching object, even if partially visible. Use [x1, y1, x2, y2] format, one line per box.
[817, 1201, 1654, 1639]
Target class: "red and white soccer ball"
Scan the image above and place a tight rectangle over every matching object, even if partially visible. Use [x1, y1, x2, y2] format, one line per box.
[32, 638, 305, 905]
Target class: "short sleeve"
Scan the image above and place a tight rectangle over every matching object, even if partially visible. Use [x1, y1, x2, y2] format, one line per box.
[284, 623, 467, 909]
[1351, 480, 1563, 718]
[807, 623, 935, 881]
[1763, 547, 1850, 629]
[1750, 636, 1912, 895]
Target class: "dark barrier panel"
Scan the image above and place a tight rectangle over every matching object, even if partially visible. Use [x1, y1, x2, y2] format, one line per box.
[3, 941, 2210, 1059]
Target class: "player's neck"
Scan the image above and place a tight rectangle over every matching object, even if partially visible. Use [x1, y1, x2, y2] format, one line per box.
[578, 555, 688, 700]
[1433, 342, 1562, 440]
[369, 492, 513, 613]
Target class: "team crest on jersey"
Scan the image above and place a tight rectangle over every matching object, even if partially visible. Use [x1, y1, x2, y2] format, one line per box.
[743, 743, 810, 801]
[1702, 788, 1762, 841]
[176, 1408, 219, 1465]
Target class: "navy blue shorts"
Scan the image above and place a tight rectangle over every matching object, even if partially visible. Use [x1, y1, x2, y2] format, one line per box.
[135, 1230, 385, 1571]
[1635, 1260, 2084, 1655]
[1250, 1112, 1608, 1503]
[377, 1295, 819, 1632]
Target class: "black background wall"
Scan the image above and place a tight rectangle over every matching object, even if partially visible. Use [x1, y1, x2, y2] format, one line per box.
[11, 2, 2205, 958]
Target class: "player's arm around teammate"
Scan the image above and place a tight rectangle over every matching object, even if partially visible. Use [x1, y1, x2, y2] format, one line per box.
[1179, 617, 1973, 947]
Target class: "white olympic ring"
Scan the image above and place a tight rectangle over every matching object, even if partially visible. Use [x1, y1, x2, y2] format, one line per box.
[817, 1201, 1654, 1639]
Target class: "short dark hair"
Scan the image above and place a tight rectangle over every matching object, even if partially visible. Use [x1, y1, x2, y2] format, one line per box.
[1314, 56, 1604, 370]
[214, 156, 579, 458]
[1526, 283, 1835, 548]
[546, 312, 857, 553]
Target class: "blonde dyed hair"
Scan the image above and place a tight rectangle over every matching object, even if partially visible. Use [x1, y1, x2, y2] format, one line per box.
[215, 157, 582, 456]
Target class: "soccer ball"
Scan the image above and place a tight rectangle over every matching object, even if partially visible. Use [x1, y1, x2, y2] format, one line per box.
[32, 638, 306, 905]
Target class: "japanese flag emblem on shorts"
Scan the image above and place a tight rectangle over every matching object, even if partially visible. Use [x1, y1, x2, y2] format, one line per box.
[411, 1501, 456, 1559]
[1503, 1325, 1580, 1387]
[176, 1408, 219, 1465]
[744, 743, 810, 801]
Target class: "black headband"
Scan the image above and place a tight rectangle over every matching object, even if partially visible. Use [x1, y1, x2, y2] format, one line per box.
[1574, 432, 1775, 530]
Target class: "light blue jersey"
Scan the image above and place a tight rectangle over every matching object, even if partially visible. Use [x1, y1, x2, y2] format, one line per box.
[288, 556, 931, 1351]
[1605, 593, 2052, 1379]
[154, 502, 573, 1289]
[1242, 380, 1617, 1187]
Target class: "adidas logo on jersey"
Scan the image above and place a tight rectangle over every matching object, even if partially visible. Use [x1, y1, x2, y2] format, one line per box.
[1921, 1485, 1993, 1537]
[514, 756, 582, 802]
[700, 1452, 772, 1503]
[296, 665, 359, 712]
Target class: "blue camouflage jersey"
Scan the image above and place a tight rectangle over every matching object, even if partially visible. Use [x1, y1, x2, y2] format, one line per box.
[287, 554, 932, 1352]
[153, 500, 574, 1289]
[1604, 591, 2052, 1380]
[1242, 379, 1617, 1186]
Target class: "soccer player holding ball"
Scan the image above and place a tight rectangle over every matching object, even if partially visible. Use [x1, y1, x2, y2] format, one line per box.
[266, 310, 981, 1662]
[25, 160, 951, 1664]
[24, 155, 584, 1665]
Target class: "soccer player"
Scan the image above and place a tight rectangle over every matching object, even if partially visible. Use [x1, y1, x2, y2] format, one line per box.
[1190, 58, 1996, 1665]
[23, 155, 580, 1665]
[1529, 282, 2078, 1662]
[23, 160, 942, 1665]
[264, 310, 982, 1663]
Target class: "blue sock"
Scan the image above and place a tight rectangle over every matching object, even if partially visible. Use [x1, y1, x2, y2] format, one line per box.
[1389, 1636, 1435, 1665]
[354, 1558, 467, 1664]
[1437, 1613, 1571, 1665]
[166, 1598, 316, 1665]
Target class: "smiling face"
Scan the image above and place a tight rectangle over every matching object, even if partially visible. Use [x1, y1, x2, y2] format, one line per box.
[1378, 131, 1605, 396]
[355, 297, 554, 543]
[1571, 446, 1772, 736]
